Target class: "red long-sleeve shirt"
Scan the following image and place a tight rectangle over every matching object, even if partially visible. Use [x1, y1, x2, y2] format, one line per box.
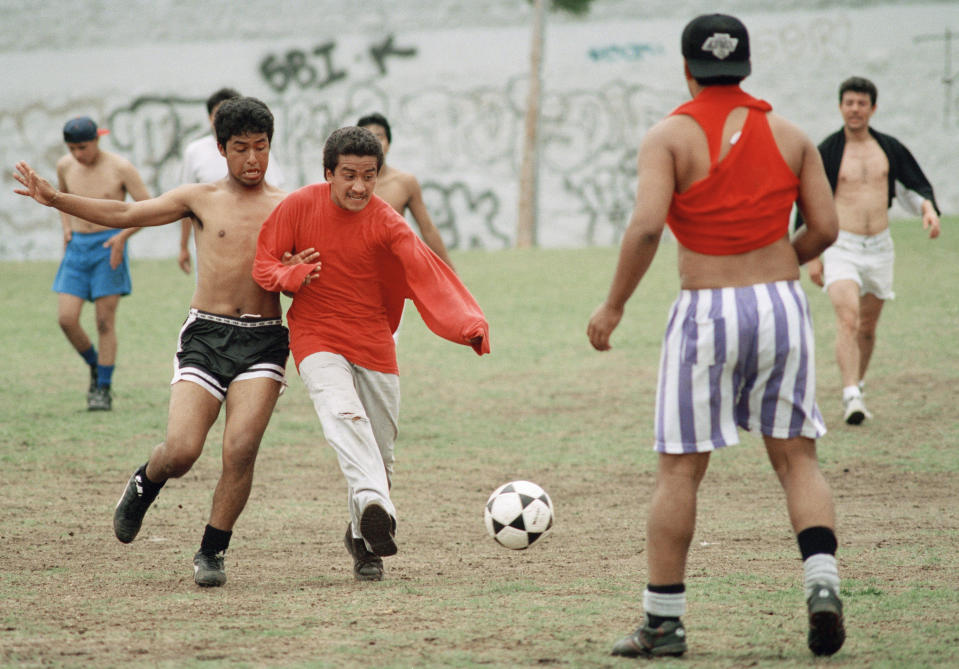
[253, 183, 490, 373]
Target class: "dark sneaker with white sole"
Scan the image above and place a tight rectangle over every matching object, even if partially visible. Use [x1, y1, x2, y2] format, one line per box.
[611, 618, 687, 658]
[193, 550, 227, 587]
[345, 523, 384, 581]
[359, 503, 397, 557]
[807, 583, 845, 656]
[88, 385, 112, 411]
[113, 465, 159, 543]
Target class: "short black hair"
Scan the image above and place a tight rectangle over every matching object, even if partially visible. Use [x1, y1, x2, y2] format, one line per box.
[206, 87, 241, 115]
[213, 97, 274, 148]
[692, 75, 745, 87]
[356, 112, 392, 144]
[323, 126, 384, 174]
[839, 76, 877, 106]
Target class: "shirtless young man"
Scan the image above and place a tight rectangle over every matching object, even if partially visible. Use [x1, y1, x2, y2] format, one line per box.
[178, 87, 287, 273]
[357, 113, 454, 270]
[54, 117, 151, 410]
[588, 14, 843, 658]
[15, 97, 310, 588]
[805, 76, 940, 424]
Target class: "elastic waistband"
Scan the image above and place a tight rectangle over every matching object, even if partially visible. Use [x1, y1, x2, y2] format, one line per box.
[834, 228, 893, 250]
[69, 229, 121, 243]
[679, 279, 801, 297]
[189, 308, 282, 328]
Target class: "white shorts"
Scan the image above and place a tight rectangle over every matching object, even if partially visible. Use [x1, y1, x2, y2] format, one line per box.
[822, 229, 895, 300]
[654, 281, 826, 454]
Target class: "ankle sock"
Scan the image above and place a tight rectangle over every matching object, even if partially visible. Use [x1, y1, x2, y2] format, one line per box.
[80, 346, 98, 367]
[644, 583, 686, 624]
[798, 526, 840, 598]
[842, 385, 861, 402]
[200, 524, 232, 556]
[137, 463, 165, 496]
[97, 364, 114, 388]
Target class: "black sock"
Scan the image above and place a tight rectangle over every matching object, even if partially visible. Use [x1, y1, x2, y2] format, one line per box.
[797, 526, 837, 561]
[136, 463, 165, 497]
[200, 524, 232, 555]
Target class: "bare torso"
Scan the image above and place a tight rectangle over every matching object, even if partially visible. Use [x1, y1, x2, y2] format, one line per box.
[373, 165, 414, 214]
[833, 133, 889, 236]
[58, 151, 133, 233]
[668, 107, 804, 289]
[185, 181, 287, 318]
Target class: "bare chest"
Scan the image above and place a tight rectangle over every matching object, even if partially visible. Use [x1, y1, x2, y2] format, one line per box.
[837, 141, 889, 188]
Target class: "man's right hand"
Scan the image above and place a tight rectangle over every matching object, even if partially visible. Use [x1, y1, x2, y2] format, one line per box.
[807, 257, 824, 287]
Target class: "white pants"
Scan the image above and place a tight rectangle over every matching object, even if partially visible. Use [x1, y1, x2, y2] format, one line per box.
[822, 228, 895, 300]
[299, 352, 400, 537]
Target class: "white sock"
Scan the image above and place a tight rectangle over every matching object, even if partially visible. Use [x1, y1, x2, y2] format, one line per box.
[643, 588, 687, 618]
[803, 554, 840, 599]
[842, 385, 861, 402]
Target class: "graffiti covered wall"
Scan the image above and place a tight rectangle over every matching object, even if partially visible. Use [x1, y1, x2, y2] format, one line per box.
[1, 2, 957, 260]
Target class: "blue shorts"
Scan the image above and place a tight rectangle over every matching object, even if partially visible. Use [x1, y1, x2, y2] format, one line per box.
[52, 230, 132, 301]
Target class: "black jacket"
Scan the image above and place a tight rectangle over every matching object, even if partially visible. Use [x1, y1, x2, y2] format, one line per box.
[794, 126, 940, 229]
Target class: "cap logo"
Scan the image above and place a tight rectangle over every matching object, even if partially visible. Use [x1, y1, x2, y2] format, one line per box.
[701, 33, 738, 60]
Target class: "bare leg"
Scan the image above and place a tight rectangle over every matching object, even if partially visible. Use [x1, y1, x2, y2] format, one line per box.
[646, 452, 710, 585]
[763, 435, 835, 533]
[856, 293, 885, 384]
[208, 378, 281, 530]
[57, 293, 92, 354]
[145, 381, 222, 483]
[93, 294, 120, 367]
[826, 280, 863, 390]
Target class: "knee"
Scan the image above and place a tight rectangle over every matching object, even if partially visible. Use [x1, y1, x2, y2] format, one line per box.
[96, 315, 114, 336]
[155, 439, 202, 478]
[222, 441, 260, 475]
[57, 314, 78, 332]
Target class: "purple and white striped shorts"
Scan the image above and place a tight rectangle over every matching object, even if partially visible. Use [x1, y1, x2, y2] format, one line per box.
[654, 280, 826, 454]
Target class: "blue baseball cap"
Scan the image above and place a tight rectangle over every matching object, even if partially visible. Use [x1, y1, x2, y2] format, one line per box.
[63, 116, 109, 143]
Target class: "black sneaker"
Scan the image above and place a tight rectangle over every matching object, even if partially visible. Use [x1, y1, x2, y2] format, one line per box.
[88, 385, 112, 411]
[807, 583, 845, 656]
[359, 503, 397, 557]
[113, 465, 158, 543]
[193, 550, 227, 587]
[88, 365, 98, 397]
[611, 618, 687, 658]
[344, 523, 384, 581]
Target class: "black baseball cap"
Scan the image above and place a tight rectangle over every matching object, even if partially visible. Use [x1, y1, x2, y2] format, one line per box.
[681, 14, 751, 79]
[63, 116, 109, 143]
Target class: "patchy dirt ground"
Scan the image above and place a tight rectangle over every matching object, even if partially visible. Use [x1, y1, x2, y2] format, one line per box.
[2, 427, 957, 668]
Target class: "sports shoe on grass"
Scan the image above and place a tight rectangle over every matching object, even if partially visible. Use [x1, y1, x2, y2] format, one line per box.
[359, 503, 397, 557]
[88, 365, 98, 397]
[113, 465, 158, 543]
[842, 395, 870, 425]
[807, 583, 845, 656]
[611, 618, 687, 658]
[88, 385, 112, 411]
[344, 523, 384, 581]
[193, 550, 227, 587]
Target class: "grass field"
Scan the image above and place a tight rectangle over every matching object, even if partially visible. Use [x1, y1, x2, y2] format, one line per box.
[1, 218, 958, 668]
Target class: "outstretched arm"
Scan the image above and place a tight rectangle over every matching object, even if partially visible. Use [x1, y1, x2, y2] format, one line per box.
[14, 161, 190, 229]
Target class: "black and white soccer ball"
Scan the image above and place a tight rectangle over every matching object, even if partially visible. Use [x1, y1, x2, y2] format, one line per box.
[483, 480, 554, 550]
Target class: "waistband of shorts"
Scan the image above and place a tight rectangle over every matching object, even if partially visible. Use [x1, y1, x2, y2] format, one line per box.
[189, 308, 283, 328]
[69, 229, 122, 242]
[678, 279, 801, 296]
[835, 228, 893, 249]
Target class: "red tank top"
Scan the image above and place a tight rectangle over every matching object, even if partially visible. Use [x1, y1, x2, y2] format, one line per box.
[666, 86, 799, 255]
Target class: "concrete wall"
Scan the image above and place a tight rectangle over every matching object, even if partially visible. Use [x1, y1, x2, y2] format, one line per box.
[2, 0, 956, 260]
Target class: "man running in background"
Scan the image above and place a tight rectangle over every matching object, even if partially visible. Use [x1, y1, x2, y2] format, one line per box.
[53, 116, 151, 411]
[800, 76, 941, 424]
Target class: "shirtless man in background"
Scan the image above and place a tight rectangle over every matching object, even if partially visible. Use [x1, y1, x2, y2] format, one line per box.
[54, 117, 151, 410]
[803, 77, 940, 424]
[357, 112, 455, 270]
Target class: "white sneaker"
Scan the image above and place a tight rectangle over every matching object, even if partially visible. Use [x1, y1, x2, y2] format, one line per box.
[842, 395, 872, 425]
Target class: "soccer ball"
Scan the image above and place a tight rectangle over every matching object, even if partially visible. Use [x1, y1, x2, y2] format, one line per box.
[483, 480, 554, 550]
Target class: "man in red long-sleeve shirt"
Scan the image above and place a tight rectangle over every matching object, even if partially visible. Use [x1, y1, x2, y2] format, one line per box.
[253, 126, 490, 581]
